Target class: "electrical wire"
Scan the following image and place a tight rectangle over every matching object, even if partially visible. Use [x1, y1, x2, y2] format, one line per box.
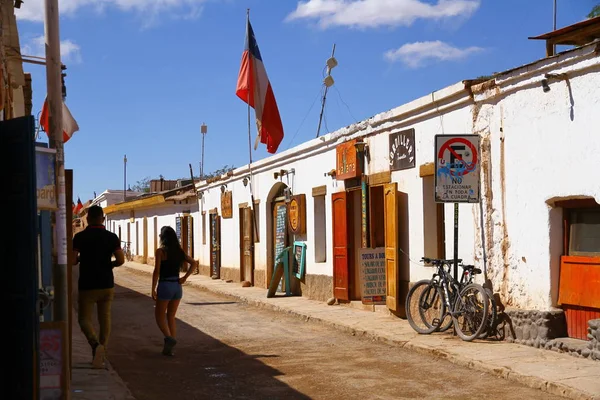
[333, 86, 359, 123]
[285, 86, 324, 150]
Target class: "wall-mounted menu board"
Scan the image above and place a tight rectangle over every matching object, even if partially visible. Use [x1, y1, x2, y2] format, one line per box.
[275, 204, 287, 292]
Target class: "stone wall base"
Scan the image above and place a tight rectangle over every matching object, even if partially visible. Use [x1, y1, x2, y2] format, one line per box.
[588, 319, 600, 360]
[219, 267, 239, 283]
[503, 308, 567, 347]
[300, 275, 333, 302]
[502, 309, 600, 362]
[197, 263, 211, 277]
[254, 270, 266, 289]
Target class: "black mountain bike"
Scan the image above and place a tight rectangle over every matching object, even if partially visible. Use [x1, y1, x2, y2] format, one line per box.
[406, 257, 490, 342]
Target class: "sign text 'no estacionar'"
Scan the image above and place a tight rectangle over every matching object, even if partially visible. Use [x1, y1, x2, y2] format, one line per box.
[434, 134, 481, 203]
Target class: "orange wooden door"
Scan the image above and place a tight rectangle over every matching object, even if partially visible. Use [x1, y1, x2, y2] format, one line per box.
[332, 192, 351, 301]
[559, 255, 600, 339]
[384, 183, 400, 312]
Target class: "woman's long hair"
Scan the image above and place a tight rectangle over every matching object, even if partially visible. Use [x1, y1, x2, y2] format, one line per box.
[159, 226, 185, 266]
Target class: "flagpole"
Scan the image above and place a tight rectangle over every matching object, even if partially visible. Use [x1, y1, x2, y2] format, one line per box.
[246, 9, 259, 241]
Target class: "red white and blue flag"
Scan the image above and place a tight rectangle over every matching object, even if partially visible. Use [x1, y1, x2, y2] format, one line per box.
[74, 197, 83, 214]
[236, 15, 284, 154]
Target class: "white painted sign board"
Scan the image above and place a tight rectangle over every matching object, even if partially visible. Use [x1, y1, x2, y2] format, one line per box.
[434, 135, 481, 203]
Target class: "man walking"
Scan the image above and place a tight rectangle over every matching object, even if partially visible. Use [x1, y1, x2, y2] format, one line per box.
[72, 205, 125, 368]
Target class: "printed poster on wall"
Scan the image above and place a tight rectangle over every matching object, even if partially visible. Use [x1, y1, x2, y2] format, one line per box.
[36, 147, 57, 210]
[359, 248, 386, 305]
[39, 323, 66, 400]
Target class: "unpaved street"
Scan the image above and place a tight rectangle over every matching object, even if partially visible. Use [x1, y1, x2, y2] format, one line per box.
[106, 268, 562, 400]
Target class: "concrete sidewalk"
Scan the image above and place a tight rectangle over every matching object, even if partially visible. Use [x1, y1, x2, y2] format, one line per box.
[70, 304, 136, 399]
[125, 261, 600, 400]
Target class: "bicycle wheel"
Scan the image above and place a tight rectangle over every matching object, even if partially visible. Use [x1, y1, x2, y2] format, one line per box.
[451, 283, 489, 342]
[406, 280, 444, 334]
[418, 283, 448, 333]
[478, 287, 497, 339]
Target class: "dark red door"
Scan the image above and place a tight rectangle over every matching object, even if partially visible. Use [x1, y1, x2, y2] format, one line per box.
[332, 192, 351, 300]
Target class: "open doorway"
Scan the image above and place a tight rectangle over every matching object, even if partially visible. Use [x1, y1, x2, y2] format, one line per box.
[332, 182, 408, 316]
[266, 182, 295, 291]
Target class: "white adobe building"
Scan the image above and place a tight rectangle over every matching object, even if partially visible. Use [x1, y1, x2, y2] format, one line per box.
[104, 25, 600, 348]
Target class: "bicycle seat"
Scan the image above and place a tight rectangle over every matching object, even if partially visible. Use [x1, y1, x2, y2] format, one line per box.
[461, 264, 482, 275]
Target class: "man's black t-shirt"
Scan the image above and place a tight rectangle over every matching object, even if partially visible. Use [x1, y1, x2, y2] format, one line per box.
[73, 225, 121, 290]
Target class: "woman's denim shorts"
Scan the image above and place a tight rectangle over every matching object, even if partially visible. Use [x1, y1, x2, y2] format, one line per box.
[157, 280, 183, 301]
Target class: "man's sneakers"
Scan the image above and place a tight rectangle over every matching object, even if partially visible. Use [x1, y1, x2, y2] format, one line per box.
[162, 336, 177, 356]
[92, 343, 105, 368]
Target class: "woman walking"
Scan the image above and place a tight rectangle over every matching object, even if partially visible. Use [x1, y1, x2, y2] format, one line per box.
[152, 226, 198, 356]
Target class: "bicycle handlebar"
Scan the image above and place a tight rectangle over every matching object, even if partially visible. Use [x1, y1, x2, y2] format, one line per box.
[421, 257, 463, 265]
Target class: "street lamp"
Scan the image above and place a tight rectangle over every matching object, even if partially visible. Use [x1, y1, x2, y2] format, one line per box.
[123, 154, 127, 201]
[200, 123, 208, 178]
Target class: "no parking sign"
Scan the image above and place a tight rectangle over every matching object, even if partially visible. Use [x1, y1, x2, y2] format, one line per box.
[434, 135, 481, 203]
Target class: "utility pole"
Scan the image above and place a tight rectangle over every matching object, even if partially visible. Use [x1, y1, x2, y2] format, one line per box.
[45, 0, 71, 395]
[200, 123, 207, 178]
[45, 0, 67, 326]
[123, 155, 127, 201]
[316, 44, 337, 138]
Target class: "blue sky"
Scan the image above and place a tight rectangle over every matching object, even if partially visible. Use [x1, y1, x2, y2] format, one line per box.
[16, 0, 596, 201]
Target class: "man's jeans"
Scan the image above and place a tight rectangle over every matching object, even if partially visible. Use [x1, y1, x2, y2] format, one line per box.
[78, 288, 115, 352]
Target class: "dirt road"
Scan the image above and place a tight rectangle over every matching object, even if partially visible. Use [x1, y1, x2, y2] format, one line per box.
[106, 268, 562, 400]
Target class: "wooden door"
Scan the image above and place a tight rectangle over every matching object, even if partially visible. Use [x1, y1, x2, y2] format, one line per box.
[187, 215, 194, 258]
[143, 217, 148, 264]
[332, 192, 351, 301]
[210, 213, 221, 279]
[241, 207, 254, 284]
[153, 217, 158, 253]
[127, 223, 130, 246]
[384, 183, 400, 312]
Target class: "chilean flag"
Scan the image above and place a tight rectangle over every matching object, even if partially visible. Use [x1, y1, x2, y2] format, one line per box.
[40, 97, 80, 143]
[74, 197, 83, 214]
[236, 16, 284, 154]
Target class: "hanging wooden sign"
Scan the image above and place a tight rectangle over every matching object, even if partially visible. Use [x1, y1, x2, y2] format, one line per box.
[389, 128, 416, 171]
[336, 139, 362, 180]
[221, 191, 233, 219]
[288, 194, 306, 234]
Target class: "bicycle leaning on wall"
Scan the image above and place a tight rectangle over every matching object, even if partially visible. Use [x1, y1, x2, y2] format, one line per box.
[405, 257, 495, 342]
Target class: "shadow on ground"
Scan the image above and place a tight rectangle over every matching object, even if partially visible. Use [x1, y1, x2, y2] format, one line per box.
[106, 283, 311, 400]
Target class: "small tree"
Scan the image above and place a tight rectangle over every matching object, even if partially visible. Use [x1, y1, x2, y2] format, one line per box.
[588, 4, 600, 18]
[201, 165, 235, 180]
[131, 177, 151, 193]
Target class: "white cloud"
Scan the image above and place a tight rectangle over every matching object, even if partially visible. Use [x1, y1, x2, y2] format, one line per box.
[286, 0, 480, 29]
[384, 40, 482, 68]
[15, 0, 206, 24]
[22, 36, 83, 64]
